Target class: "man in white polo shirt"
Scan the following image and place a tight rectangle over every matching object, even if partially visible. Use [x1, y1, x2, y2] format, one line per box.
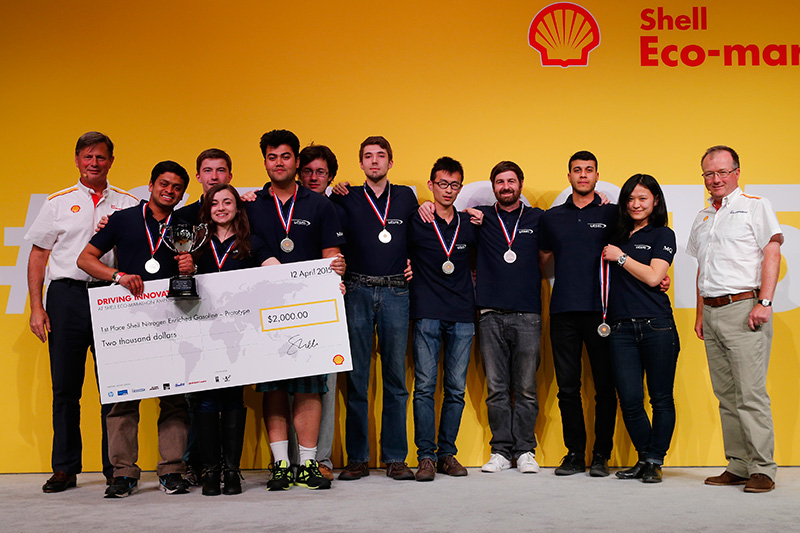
[687, 145, 783, 493]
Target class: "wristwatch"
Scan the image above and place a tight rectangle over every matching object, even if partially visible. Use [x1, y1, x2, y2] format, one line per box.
[758, 298, 772, 307]
[617, 254, 628, 267]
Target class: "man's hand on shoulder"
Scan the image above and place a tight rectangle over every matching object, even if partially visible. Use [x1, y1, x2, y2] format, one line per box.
[331, 182, 351, 196]
[240, 190, 257, 202]
[418, 201, 435, 223]
[465, 207, 483, 225]
[96, 215, 109, 232]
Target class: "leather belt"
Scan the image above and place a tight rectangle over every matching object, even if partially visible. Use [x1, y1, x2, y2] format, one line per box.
[54, 278, 113, 289]
[345, 272, 408, 288]
[703, 290, 758, 308]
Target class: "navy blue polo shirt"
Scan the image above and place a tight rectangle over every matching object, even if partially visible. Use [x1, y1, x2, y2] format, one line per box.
[195, 234, 258, 274]
[408, 210, 476, 323]
[475, 204, 543, 314]
[89, 200, 186, 280]
[175, 197, 202, 225]
[330, 182, 418, 276]
[246, 182, 344, 264]
[539, 194, 617, 314]
[608, 225, 676, 322]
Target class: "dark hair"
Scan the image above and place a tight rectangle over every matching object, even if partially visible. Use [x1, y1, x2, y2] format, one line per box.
[611, 174, 668, 244]
[359, 136, 393, 162]
[76, 131, 114, 157]
[260, 130, 300, 158]
[429, 156, 464, 182]
[489, 161, 524, 182]
[196, 148, 232, 173]
[701, 145, 740, 169]
[299, 144, 338, 179]
[197, 183, 251, 260]
[568, 150, 597, 170]
[150, 160, 190, 187]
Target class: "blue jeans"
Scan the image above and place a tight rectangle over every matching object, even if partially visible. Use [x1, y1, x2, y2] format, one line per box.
[609, 317, 680, 464]
[343, 280, 410, 464]
[412, 319, 475, 461]
[478, 311, 541, 459]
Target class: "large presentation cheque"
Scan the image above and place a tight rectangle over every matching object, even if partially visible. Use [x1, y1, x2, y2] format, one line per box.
[89, 258, 352, 404]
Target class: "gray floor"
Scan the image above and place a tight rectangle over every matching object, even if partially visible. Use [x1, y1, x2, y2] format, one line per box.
[3, 467, 799, 532]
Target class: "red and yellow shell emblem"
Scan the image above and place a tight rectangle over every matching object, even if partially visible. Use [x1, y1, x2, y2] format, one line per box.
[71, 205, 81, 213]
[333, 354, 345, 365]
[528, 3, 600, 67]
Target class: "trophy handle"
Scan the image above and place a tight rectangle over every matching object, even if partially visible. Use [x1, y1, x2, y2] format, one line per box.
[192, 224, 209, 251]
[159, 223, 179, 253]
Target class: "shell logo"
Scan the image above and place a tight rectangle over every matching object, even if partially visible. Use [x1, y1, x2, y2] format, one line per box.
[528, 3, 601, 68]
[333, 354, 345, 365]
[70, 205, 81, 213]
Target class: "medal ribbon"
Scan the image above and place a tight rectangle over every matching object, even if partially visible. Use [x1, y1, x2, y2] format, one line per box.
[599, 252, 610, 322]
[432, 211, 461, 260]
[143, 203, 171, 256]
[495, 203, 523, 250]
[273, 184, 298, 237]
[211, 238, 236, 271]
[363, 182, 391, 229]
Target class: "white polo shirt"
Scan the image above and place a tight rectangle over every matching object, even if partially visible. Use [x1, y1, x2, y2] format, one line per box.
[686, 187, 782, 298]
[24, 180, 139, 282]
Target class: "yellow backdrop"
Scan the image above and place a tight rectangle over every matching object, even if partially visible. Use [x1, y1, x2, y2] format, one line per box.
[2, 0, 798, 472]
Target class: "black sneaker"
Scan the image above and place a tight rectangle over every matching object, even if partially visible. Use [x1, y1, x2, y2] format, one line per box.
[184, 463, 202, 487]
[159, 473, 190, 494]
[295, 459, 332, 490]
[589, 454, 610, 477]
[554, 453, 586, 476]
[104, 476, 139, 498]
[267, 460, 294, 491]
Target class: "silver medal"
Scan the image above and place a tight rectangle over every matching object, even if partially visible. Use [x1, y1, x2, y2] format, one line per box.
[504, 249, 517, 264]
[379, 229, 392, 243]
[145, 257, 160, 274]
[597, 322, 611, 337]
[442, 260, 455, 275]
[280, 237, 295, 253]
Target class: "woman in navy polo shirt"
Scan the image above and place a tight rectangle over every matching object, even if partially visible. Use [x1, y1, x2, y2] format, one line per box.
[602, 174, 679, 484]
[193, 183, 258, 496]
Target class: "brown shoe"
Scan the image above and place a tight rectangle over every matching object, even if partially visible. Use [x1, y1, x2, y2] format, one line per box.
[437, 455, 468, 477]
[338, 462, 369, 481]
[386, 462, 415, 480]
[415, 458, 436, 482]
[704, 470, 749, 486]
[42, 471, 77, 493]
[744, 473, 775, 493]
[318, 463, 334, 481]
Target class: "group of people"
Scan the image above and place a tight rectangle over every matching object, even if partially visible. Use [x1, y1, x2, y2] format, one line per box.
[26, 130, 783, 498]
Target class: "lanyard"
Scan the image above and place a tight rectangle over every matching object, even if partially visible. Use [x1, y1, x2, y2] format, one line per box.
[273, 185, 298, 236]
[363, 182, 391, 228]
[433, 211, 461, 260]
[599, 252, 610, 322]
[495, 203, 523, 248]
[142, 203, 171, 256]
[211, 238, 236, 271]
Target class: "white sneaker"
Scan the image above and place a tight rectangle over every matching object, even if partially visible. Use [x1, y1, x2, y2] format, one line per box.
[481, 453, 511, 473]
[516, 451, 540, 474]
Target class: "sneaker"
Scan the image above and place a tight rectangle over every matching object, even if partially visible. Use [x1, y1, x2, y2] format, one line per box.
[589, 454, 610, 477]
[555, 453, 586, 476]
[516, 452, 540, 474]
[159, 473, 190, 494]
[339, 462, 369, 481]
[184, 463, 202, 487]
[481, 453, 511, 473]
[267, 460, 294, 491]
[317, 463, 334, 481]
[295, 459, 332, 490]
[415, 458, 436, 482]
[386, 462, 415, 480]
[437, 455, 468, 477]
[104, 476, 139, 498]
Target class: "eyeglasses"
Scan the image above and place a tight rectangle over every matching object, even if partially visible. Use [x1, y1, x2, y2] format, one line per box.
[702, 168, 737, 179]
[433, 180, 462, 191]
[301, 168, 329, 178]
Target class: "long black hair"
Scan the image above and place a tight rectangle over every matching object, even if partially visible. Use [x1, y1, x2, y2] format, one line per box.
[611, 174, 668, 244]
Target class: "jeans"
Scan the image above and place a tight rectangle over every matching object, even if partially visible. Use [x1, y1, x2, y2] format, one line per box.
[196, 386, 244, 413]
[610, 317, 680, 464]
[343, 280, 410, 464]
[412, 319, 474, 461]
[550, 312, 617, 458]
[478, 311, 541, 459]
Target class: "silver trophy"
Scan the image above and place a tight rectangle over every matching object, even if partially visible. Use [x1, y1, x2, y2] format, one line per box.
[160, 222, 208, 298]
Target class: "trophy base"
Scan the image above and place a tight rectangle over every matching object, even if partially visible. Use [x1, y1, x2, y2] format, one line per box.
[167, 275, 200, 299]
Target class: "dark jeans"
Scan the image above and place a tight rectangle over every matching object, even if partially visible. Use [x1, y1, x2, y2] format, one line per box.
[610, 317, 680, 464]
[478, 311, 541, 459]
[412, 319, 474, 461]
[46, 280, 112, 478]
[196, 386, 244, 413]
[343, 280, 410, 464]
[550, 312, 617, 458]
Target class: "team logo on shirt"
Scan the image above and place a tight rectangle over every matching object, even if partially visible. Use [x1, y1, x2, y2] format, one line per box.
[635, 244, 651, 250]
[663, 245, 674, 254]
[518, 228, 534, 234]
[71, 205, 80, 213]
[292, 219, 311, 226]
[730, 210, 748, 215]
[456, 244, 467, 250]
[588, 223, 607, 228]
[387, 219, 404, 225]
